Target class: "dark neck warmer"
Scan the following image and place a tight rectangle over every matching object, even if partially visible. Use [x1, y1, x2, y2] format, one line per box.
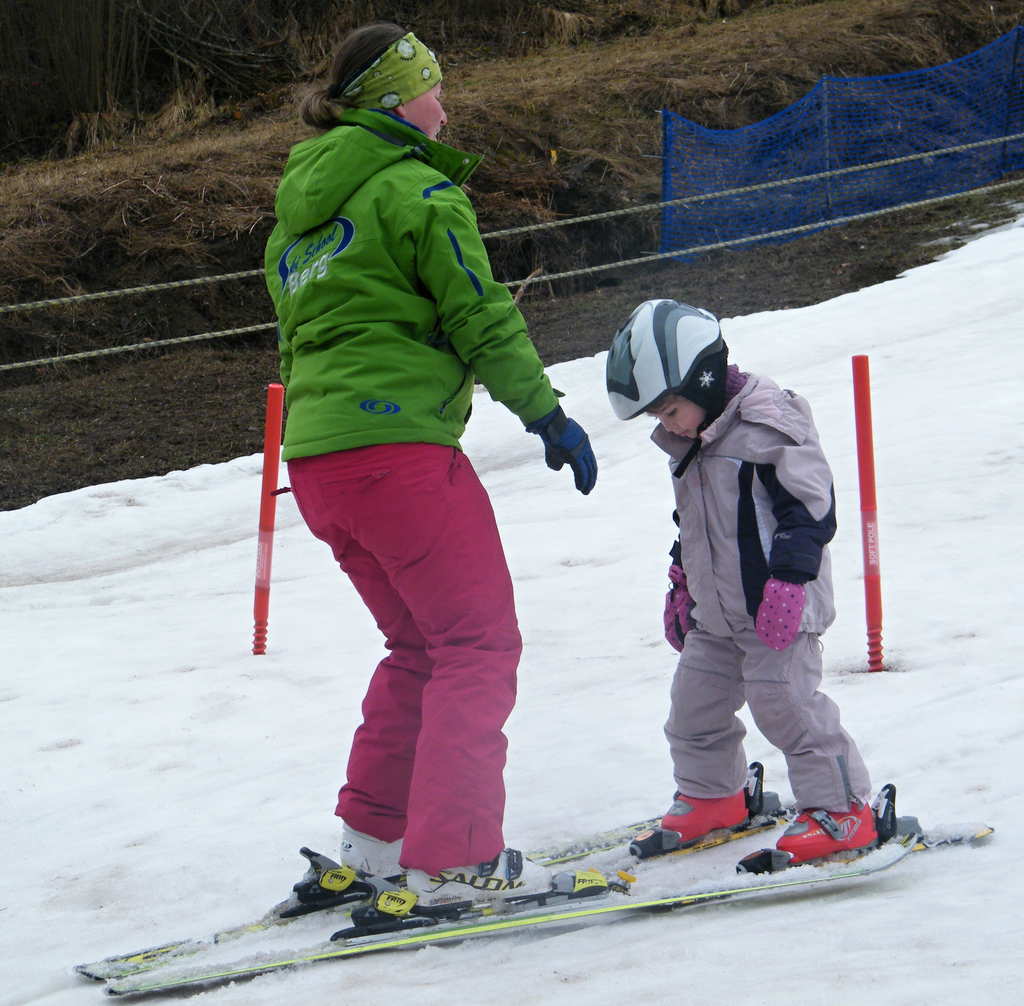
[724, 364, 749, 404]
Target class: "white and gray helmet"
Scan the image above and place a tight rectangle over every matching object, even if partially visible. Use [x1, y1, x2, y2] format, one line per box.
[606, 299, 727, 421]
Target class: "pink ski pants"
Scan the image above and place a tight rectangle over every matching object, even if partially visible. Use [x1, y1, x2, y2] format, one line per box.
[287, 444, 522, 874]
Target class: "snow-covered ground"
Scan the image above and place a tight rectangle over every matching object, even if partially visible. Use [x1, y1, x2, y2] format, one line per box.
[3, 214, 1022, 1006]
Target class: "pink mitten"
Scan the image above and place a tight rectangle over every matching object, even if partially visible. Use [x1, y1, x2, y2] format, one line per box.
[664, 564, 696, 652]
[755, 577, 806, 651]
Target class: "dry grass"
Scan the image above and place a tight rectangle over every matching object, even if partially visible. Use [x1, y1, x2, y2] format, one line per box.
[0, 0, 1021, 363]
[2, 0, 1024, 509]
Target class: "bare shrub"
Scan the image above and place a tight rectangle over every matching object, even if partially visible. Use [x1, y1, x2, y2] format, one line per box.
[0, 0, 148, 157]
[540, 8, 594, 45]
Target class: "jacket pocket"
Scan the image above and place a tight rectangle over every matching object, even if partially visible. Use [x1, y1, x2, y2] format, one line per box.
[438, 364, 472, 417]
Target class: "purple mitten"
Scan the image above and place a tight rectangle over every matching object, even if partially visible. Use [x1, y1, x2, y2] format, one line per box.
[755, 577, 807, 651]
[664, 564, 696, 652]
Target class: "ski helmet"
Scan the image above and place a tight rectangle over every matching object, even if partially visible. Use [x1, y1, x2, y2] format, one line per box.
[606, 299, 728, 421]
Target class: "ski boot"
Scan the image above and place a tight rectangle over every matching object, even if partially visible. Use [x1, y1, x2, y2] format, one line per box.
[339, 824, 404, 882]
[738, 783, 899, 874]
[630, 762, 783, 860]
[405, 847, 553, 907]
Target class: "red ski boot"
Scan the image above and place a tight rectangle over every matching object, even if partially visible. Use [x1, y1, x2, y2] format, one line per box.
[775, 802, 878, 864]
[661, 789, 748, 842]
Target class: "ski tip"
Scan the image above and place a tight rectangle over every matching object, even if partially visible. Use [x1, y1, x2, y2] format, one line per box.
[913, 823, 995, 848]
[958, 822, 994, 841]
[73, 963, 106, 982]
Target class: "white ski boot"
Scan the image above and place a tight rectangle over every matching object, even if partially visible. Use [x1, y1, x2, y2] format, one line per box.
[406, 848, 551, 906]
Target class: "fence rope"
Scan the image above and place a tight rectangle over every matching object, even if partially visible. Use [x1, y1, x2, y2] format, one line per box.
[504, 175, 1024, 290]
[485, 128, 1024, 238]
[2, 129, 1022, 319]
[0, 323, 275, 371]
[0, 268, 264, 316]
[4, 173, 1023, 373]
[2, 138, 1023, 372]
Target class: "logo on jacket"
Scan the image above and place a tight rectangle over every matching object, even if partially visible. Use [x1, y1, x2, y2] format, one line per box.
[278, 217, 356, 296]
[360, 399, 401, 415]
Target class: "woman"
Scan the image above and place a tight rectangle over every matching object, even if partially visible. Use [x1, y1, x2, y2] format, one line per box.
[263, 23, 597, 907]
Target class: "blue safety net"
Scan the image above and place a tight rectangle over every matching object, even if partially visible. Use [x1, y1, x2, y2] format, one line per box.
[660, 26, 1024, 256]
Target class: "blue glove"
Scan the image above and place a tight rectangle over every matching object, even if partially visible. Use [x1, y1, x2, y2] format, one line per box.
[526, 406, 597, 495]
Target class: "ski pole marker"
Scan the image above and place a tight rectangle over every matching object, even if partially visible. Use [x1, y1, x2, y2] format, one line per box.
[252, 382, 285, 655]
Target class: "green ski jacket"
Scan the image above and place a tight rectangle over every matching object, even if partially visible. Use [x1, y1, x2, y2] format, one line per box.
[264, 108, 558, 461]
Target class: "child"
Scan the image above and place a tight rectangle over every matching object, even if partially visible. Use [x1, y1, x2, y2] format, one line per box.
[606, 299, 875, 864]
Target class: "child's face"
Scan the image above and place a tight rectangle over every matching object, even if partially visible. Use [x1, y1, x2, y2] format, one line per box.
[648, 394, 706, 439]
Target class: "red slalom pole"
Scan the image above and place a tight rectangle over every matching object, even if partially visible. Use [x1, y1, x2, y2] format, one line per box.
[252, 382, 285, 655]
[851, 356, 885, 672]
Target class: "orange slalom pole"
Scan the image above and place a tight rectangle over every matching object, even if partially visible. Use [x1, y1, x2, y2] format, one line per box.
[252, 382, 285, 655]
[851, 356, 885, 672]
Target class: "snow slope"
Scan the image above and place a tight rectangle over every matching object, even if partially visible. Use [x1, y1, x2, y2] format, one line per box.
[2, 216, 1021, 1006]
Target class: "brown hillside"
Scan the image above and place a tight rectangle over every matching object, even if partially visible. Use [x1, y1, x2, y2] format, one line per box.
[1, 0, 1023, 510]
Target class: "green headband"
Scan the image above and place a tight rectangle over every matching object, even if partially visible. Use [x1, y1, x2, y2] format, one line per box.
[339, 32, 442, 110]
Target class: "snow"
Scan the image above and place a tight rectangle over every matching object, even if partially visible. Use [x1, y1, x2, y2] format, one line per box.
[3, 215, 1022, 1005]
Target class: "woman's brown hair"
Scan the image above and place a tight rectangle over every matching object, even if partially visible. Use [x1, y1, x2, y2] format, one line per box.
[300, 22, 408, 130]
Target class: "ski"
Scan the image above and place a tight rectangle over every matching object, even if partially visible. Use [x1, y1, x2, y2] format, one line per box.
[74, 812, 708, 981]
[738, 817, 994, 873]
[76, 764, 784, 982]
[538, 761, 785, 866]
[105, 834, 927, 997]
[733, 783, 995, 874]
[73, 821, 656, 981]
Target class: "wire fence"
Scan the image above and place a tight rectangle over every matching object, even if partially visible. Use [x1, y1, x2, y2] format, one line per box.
[2, 129, 1024, 373]
[661, 25, 1024, 256]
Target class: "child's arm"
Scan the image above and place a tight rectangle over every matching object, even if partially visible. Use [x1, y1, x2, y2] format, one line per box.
[745, 393, 836, 650]
[757, 466, 836, 583]
[752, 397, 837, 583]
[664, 513, 694, 651]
